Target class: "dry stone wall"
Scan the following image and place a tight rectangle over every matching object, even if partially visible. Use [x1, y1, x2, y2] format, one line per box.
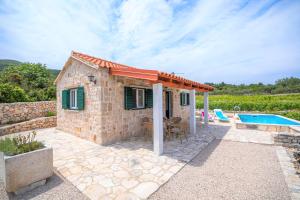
[274, 126, 300, 148]
[0, 101, 56, 125]
[0, 116, 56, 136]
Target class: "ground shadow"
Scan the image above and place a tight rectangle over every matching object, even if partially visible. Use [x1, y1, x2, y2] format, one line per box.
[4, 170, 80, 200]
[111, 121, 231, 165]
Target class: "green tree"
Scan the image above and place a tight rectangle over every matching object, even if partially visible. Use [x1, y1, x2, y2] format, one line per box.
[0, 83, 29, 103]
[0, 63, 56, 102]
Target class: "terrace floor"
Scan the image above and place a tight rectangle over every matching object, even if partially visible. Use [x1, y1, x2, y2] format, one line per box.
[4, 124, 215, 200]
[1, 120, 300, 200]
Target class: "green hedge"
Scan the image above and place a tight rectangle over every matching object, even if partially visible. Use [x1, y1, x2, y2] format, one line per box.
[196, 94, 300, 112]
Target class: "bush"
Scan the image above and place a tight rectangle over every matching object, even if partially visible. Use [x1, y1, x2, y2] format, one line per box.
[0, 131, 44, 156]
[0, 83, 30, 103]
[0, 63, 56, 102]
[46, 111, 56, 117]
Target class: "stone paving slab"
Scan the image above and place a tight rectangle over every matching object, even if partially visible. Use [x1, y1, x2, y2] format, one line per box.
[9, 127, 215, 200]
[276, 146, 300, 200]
[208, 121, 274, 144]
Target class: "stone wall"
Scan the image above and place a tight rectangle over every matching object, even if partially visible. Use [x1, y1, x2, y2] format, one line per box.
[274, 133, 300, 148]
[0, 101, 56, 125]
[56, 58, 103, 143]
[56, 57, 191, 145]
[0, 116, 57, 136]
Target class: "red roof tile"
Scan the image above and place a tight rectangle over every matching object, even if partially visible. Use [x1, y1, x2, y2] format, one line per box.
[71, 51, 213, 92]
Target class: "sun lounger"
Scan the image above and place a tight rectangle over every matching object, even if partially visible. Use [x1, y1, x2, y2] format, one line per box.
[214, 109, 230, 122]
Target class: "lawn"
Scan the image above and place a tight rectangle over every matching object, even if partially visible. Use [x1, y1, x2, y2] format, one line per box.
[196, 93, 300, 120]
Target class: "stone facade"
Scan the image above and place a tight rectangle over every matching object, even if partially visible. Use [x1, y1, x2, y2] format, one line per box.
[56, 58, 190, 145]
[0, 116, 57, 136]
[0, 101, 56, 125]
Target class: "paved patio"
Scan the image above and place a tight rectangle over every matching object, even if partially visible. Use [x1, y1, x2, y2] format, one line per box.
[207, 121, 274, 144]
[2, 120, 300, 199]
[16, 126, 215, 200]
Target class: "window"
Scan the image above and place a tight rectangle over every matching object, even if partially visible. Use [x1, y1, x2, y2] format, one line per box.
[180, 92, 190, 106]
[70, 89, 77, 109]
[124, 87, 152, 110]
[136, 88, 145, 108]
[62, 87, 84, 110]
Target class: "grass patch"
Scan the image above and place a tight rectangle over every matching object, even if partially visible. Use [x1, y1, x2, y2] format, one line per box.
[0, 131, 44, 156]
[46, 111, 56, 117]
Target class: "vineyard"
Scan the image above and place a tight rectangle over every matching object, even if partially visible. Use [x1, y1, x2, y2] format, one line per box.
[196, 94, 300, 120]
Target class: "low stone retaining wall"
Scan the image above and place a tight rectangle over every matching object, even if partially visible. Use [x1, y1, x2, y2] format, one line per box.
[0, 116, 56, 136]
[274, 132, 300, 148]
[0, 101, 56, 125]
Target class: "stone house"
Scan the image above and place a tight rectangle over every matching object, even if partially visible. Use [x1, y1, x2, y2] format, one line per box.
[55, 51, 213, 155]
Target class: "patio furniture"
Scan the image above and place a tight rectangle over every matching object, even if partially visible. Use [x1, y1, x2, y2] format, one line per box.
[214, 109, 230, 122]
[142, 117, 153, 140]
[142, 121, 153, 140]
[178, 121, 189, 143]
[165, 117, 182, 140]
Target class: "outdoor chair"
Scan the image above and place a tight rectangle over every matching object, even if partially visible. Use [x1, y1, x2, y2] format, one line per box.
[178, 121, 189, 143]
[142, 121, 153, 141]
[142, 117, 153, 140]
[166, 117, 182, 140]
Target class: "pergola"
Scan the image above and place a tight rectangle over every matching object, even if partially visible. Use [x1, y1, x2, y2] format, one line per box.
[71, 51, 214, 155]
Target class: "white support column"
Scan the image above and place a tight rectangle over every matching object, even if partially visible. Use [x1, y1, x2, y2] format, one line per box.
[153, 83, 163, 155]
[189, 89, 196, 135]
[204, 92, 209, 125]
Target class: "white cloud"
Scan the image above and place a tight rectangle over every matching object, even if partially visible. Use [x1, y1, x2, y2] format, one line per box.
[0, 0, 299, 83]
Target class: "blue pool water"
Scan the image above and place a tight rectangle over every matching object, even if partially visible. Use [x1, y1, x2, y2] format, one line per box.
[238, 114, 300, 126]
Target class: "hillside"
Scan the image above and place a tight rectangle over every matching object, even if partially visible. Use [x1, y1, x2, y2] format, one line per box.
[204, 77, 300, 95]
[0, 59, 22, 70]
[0, 59, 60, 77]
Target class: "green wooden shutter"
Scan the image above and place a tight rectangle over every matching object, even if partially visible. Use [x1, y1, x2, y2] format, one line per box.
[77, 86, 85, 110]
[145, 89, 153, 108]
[124, 87, 136, 110]
[62, 89, 70, 109]
[187, 93, 190, 105]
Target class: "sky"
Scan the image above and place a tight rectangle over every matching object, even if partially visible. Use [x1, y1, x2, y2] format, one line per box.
[0, 0, 299, 84]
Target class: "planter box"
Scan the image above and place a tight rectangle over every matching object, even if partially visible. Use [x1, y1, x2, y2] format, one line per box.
[0, 147, 53, 193]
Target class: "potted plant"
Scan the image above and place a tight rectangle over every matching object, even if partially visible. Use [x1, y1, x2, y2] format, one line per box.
[0, 131, 53, 194]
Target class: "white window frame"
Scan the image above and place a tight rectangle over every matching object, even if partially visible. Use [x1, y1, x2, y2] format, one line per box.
[182, 93, 188, 106]
[70, 88, 78, 109]
[136, 88, 145, 109]
[184, 93, 188, 106]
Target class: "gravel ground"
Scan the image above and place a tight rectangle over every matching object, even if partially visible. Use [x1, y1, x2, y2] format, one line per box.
[0, 171, 88, 200]
[150, 140, 290, 200]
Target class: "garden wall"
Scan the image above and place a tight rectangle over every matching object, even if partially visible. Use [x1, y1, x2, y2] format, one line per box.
[0, 101, 56, 125]
[274, 127, 300, 148]
[0, 116, 56, 136]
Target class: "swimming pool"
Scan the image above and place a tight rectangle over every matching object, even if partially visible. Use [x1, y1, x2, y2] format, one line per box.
[236, 114, 300, 132]
[238, 114, 300, 126]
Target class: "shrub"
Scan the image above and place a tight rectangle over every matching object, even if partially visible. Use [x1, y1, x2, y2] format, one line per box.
[0, 63, 57, 102]
[0, 138, 18, 156]
[46, 111, 56, 117]
[0, 131, 44, 156]
[0, 83, 30, 103]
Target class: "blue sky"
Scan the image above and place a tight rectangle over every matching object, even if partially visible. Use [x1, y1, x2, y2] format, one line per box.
[0, 0, 299, 84]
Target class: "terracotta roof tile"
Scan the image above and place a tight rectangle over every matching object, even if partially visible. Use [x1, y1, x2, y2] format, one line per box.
[71, 51, 213, 92]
